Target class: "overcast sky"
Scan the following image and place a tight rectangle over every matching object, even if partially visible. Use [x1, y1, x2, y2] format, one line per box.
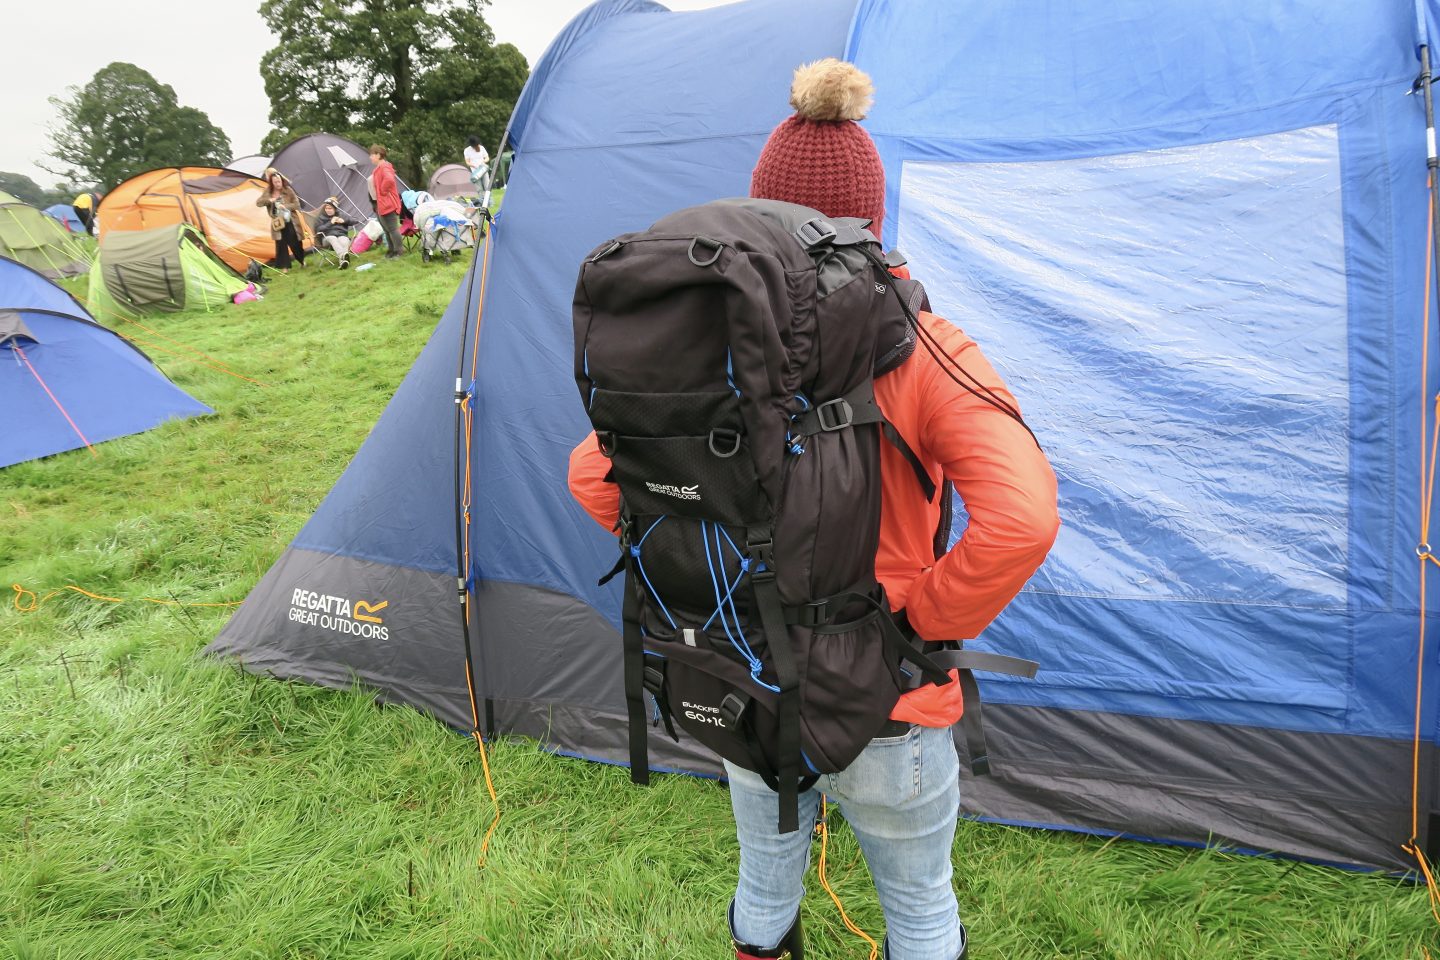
[1, 0, 735, 188]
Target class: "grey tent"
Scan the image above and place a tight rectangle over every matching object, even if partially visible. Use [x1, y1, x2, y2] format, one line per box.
[427, 164, 476, 202]
[270, 133, 399, 223]
[228, 154, 271, 178]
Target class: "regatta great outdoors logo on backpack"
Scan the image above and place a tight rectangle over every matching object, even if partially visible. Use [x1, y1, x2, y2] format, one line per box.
[644, 481, 701, 501]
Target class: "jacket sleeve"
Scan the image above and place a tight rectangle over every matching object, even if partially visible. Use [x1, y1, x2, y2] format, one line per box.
[904, 316, 1060, 641]
[568, 431, 621, 532]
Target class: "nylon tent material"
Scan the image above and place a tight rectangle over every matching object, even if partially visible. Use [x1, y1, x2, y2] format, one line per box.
[270, 133, 404, 223]
[96, 167, 314, 274]
[0, 191, 89, 279]
[89, 224, 252, 318]
[42, 205, 86, 234]
[228, 154, 271, 178]
[210, 0, 1440, 870]
[427, 164, 475, 202]
[0, 255, 210, 467]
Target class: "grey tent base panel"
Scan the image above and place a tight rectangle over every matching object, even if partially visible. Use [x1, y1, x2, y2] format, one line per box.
[208, 548, 1428, 870]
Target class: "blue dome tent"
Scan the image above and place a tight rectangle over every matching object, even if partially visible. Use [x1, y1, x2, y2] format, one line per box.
[42, 204, 86, 234]
[210, 0, 1440, 871]
[1, 256, 210, 467]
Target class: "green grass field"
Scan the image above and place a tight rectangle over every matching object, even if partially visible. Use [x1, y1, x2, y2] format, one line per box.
[2, 239, 1438, 959]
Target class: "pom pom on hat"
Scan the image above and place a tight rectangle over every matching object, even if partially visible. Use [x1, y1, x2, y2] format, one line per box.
[751, 59, 887, 238]
[789, 58, 874, 122]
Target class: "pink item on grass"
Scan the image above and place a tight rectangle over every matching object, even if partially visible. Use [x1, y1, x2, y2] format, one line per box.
[233, 283, 259, 304]
[351, 232, 374, 255]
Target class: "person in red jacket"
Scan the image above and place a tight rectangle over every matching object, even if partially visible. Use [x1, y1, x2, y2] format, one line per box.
[568, 59, 1058, 960]
[368, 144, 404, 259]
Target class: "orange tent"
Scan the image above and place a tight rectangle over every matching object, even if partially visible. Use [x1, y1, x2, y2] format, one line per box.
[96, 167, 314, 273]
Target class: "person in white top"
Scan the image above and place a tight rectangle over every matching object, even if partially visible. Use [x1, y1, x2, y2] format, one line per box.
[464, 136, 491, 191]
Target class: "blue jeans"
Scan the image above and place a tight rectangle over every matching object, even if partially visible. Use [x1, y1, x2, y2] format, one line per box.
[725, 724, 966, 960]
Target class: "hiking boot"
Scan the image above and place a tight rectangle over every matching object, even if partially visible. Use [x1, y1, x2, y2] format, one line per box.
[731, 904, 802, 960]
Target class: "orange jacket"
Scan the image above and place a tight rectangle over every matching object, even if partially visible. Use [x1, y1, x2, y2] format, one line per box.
[567, 307, 1059, 725]
[372, 161, 401, 216]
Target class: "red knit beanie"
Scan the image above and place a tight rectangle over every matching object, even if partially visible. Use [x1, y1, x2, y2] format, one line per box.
[750, 59, 886, 238]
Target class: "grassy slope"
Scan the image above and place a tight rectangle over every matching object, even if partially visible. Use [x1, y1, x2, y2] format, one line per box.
[1, 244, 1437, 959]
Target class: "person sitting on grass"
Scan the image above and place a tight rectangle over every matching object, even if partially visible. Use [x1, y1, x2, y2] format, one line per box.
[313, 198, 353, 269]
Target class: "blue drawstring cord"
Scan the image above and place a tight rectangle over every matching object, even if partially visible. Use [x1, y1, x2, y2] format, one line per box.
[787, 393, 810, 454]
[632, 517, 676, 628]
[702, 522, 778, 693]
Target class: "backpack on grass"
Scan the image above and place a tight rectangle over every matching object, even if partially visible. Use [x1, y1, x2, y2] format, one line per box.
[573, 198, 1037, 831]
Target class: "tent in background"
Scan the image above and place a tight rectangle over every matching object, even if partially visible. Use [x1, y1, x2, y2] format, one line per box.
[1, 255, 210, 467]
[210, 0, 1440, 871]
[270, 133, 401, 223]
[0, 191, 89, 279]
[427, 164, 475, 202]
[89, 224, 252, 319]
[43, 204, 86, 234]
[228, 154, 271, 178]
[96, 166, 313, 274]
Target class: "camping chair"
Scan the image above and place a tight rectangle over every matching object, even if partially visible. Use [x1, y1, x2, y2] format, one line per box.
[308, 206, 357, 268]
[400, 217, 420, 254]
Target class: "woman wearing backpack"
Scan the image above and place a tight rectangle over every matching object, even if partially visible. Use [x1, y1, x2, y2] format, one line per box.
[568, 60, 1059, 960]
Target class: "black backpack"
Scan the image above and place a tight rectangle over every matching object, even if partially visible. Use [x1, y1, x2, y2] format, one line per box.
[573, 198, 1037, 831]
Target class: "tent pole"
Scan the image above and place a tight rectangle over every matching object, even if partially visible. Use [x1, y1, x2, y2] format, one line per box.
[453, 218, 490, 741]
[1417, 32, 1440, 863]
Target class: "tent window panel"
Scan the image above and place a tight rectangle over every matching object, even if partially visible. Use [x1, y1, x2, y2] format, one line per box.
[897, 125, 1348, 609]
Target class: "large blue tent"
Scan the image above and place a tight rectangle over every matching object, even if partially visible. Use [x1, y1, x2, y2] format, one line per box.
[212, 0, 1440, 870]
[1, 256, 210, 467]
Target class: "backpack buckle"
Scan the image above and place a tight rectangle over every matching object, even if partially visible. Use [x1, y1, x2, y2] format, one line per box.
[814, 398, 854, 432]
[795, 218, 837, 248]
[596, 431, 617, 457]
[719, 692, 750, 729]
[790, 598, 830, 627]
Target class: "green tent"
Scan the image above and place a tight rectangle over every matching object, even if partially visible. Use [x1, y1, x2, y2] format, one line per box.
[88, 224, 252, 319]
[0, 190, 89, 279]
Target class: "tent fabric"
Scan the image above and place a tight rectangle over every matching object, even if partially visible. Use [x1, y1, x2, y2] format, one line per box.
[0, 309, 36, 345]
[96, 167, 313, 273]
[270, 133, 402, 223]
[0, 255, 210, 467]
[42, 204, 86, 234]
[0, 191, 89, 279]
[89, 224, 250, 317]
[227, 154, 272, 178]
[211, 0, 1440, 871]
[427, 164, 476, 201]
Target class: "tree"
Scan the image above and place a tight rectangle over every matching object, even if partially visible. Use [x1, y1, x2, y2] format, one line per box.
[259, 0, 527, 185]
[0, 172, 48, 206]
[46, 63, 232, 190]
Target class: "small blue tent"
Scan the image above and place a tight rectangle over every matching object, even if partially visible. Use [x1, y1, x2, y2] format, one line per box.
[1, 256, 210, 467]
[212, 0, 1440, 870]
[42, 205, 86, 234]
